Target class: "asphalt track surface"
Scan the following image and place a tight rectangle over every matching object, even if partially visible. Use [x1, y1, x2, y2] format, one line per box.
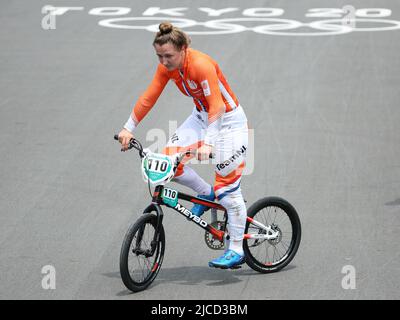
[1, 0, 399, 300]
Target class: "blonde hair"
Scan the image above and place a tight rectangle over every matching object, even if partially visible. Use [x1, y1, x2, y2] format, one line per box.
[153, 22, 191, 50]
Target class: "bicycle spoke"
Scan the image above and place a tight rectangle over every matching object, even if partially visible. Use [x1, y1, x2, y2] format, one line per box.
[265, 243, 271, 264]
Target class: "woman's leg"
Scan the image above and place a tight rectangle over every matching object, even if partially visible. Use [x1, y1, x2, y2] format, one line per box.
[173, 166, 212, 196]
[162, 110, 212, 196]
[215, 163, 247, 256]
[210, 119, 249, 266]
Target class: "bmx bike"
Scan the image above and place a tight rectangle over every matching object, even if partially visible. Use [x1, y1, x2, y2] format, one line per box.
[114, 135, 301, 292]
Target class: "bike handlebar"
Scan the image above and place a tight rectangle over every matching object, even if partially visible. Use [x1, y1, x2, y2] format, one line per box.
[114, 134, 214, 160]
[114, 134, 145, 157]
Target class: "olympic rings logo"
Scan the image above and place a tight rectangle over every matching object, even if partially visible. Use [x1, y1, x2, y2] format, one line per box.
[98, 17, 400, 36]
[41, 6, 400, 36]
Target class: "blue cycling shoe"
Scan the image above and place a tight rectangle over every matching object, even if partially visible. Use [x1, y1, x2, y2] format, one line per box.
[208, 250, 245, 269]
[191, 188, 215, 217]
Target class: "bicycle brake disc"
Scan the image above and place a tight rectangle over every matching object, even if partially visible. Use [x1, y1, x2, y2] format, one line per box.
[204, 221, 225, 250]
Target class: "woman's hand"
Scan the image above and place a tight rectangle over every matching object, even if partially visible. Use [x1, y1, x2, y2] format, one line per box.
[197, 144, 213, 161]
[118, 129, 134, 151]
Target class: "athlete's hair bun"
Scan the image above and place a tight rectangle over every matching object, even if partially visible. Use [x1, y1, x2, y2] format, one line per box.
[153, 22, 191, 49]
[159, 22, 173, 35]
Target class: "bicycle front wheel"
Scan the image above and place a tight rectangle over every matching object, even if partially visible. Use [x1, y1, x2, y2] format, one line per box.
[119, 213, 165, 292]
[243, 197, 301, 273]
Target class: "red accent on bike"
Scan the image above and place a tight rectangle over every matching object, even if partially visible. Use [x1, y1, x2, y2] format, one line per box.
[265, 262, 273, 266]
[192, 198, 223, 209]
[152, 263, 159, 272]
[244, 217, 253, 239]
[153, 192, 159, 197]
[209, 228, 224, 241]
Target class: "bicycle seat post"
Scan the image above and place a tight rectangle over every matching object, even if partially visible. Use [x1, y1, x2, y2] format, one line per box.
[211, 208, 218, 224]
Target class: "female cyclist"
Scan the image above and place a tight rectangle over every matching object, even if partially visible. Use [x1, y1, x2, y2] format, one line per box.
[117, 22, 249, 269]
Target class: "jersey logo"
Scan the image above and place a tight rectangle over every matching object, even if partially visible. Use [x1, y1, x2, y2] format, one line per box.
[187, 79, 198, 90]
[201, 80, 211, 96]
[196, 114, 205, 123]
[216, 146, 247, 171]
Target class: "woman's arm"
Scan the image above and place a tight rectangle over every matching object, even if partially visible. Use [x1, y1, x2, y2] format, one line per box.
[124, 64, 170, 133]
[194, 60, 226, 147]
[119, 64, 169, 151]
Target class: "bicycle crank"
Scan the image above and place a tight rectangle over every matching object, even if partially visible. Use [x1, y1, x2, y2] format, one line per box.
[204, 221, 225, 250]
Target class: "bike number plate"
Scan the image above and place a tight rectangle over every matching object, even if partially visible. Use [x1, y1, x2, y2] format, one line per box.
[162, 188, 178, 207]
[142, 153, 173, 184]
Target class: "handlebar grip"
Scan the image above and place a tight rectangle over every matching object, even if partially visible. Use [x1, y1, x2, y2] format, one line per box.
[114, 134, 119, 141]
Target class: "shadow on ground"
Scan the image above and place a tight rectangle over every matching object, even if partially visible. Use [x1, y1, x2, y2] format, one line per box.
[103, 264, 297, 297]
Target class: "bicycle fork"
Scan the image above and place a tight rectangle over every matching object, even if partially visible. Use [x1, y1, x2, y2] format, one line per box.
[137, 202, 164, 257]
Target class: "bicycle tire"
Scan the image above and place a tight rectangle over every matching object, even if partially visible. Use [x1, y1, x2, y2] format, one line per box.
[119, 213, 165, 292]
[243, 197, 301, 273]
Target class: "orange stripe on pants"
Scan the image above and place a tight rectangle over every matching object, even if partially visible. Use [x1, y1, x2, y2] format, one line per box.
[214, 161, 245, 192]
[162, 141, 204, 177]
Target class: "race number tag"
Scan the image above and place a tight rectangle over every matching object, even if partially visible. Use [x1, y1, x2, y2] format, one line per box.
[142, 153, 173, 184]
[162, 187, 178, 207]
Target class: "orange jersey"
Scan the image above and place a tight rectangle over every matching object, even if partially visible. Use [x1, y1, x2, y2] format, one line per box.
[130, 48, 240, 132]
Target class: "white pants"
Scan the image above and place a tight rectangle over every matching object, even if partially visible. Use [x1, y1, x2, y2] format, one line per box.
[163, 106, 248, 241]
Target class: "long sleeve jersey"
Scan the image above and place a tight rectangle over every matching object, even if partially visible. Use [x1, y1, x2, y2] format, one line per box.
[125, 48, 240, 146]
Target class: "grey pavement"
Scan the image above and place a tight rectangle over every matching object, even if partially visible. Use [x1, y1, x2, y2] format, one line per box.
[0, 0, 399, 299]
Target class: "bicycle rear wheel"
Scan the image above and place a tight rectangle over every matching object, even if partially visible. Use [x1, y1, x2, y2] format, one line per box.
[120, 213, 165, 292]
[243, 197, 301, 273]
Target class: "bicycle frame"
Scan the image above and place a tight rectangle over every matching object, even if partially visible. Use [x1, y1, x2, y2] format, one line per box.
[145, 185, 280, 245]
[112, 135, 279, 245]
[117, 136, 300, 289]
